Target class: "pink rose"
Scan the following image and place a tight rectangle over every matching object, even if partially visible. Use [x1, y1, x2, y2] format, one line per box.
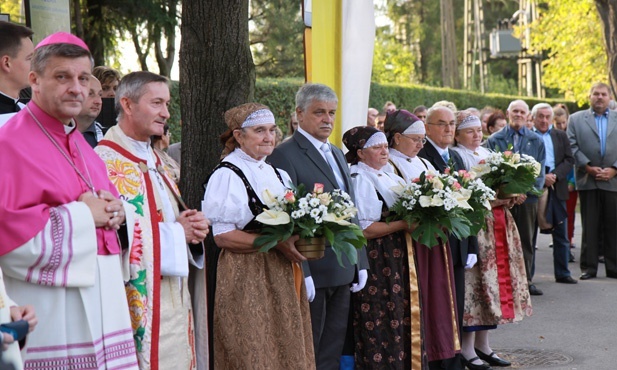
[444, 168, 450, 174]
[412, 178, 420, 183]
[453, 182, 461, 190]
[426, 175, 434, 181]
[313, 183, 324, 194]
[478, 159, 486, 164]
[504, 150, 513, 157]
[463, 172, 471, 179]
[284, 190, 295, 203]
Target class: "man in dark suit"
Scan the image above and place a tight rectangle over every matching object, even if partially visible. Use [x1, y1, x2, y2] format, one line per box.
[418, 106, 478, 370]
[567, 82, 617, 280]
[268, 83, 369, 369]
[486, 100, 546, 296]
[532, 103, 577, 284]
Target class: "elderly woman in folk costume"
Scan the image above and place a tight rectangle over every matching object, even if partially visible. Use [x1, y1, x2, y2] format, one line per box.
[202, 103, 314, 369]
[342, 126, 424, 369]
[382, 110, 461, 368]
[450, 112, 532, 370]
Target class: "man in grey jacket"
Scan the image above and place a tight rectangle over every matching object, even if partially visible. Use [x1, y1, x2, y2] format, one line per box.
[268, 83, 369, 369]
[567, 82, 617, 280]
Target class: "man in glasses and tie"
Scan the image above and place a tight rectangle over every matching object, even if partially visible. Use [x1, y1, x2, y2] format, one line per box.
[268, 83, 369, 369]
[486, 99, 546, 296]
[418, 105, 478, 370]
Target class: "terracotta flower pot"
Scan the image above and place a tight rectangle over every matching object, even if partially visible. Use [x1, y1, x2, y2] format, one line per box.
[295, 237, 326, 260]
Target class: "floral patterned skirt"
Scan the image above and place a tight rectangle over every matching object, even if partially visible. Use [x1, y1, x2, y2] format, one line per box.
[352, 230, 425, 370]
[463, 206, 533, 327]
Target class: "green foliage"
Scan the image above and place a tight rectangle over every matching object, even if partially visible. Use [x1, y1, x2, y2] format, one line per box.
[250, 0, 305, 78]
[0, 0, 24, 23]
[530, 0, 607, 104]
[169, 78, 579, 139]
[372, 26, 417, 84]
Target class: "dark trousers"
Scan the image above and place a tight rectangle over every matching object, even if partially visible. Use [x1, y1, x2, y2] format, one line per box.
[552, 201, 572, 279]
[579, 189, 617, 276]
[310, 285, 350, 370]
[510, 201, 538, 284]
[566, 190, 578, 243]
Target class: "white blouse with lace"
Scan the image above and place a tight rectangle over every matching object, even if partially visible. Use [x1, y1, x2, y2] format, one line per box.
[350, 161, 405, 230]
[385, 148, 436, 182]
[203, 148, 292, 236]
[450, 144, 491, 171]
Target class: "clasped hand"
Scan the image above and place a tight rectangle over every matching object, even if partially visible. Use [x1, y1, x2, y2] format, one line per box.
[588, 165, 617, 182]
[177, 209, 210, 244]
[79, 190, 125, 230]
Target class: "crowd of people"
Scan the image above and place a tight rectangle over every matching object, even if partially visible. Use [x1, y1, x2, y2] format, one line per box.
[1, 20, 615, 370]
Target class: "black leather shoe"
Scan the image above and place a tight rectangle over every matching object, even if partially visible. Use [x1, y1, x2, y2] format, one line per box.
[528, 284, 543, 295]
[462, 356, 492, 370]
[475, 349, 511, 367]
[556, 276, 578, 284]
[569, 252, 575, 263]
[580, 273, 597, 280]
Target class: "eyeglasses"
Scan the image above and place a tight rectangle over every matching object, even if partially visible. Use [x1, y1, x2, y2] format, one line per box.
[427, 122, 456, 128]
[401, 135, 427, 145]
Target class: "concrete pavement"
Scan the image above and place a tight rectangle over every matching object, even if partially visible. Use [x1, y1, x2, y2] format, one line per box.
[490, 213, 617, 369]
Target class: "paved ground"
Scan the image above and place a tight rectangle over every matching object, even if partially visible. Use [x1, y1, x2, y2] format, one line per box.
[490, 213, 617, 369]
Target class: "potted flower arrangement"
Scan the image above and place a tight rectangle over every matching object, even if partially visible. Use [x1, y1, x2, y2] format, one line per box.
[389, 170, 473, 248]
[253, 183, 366, 267]
[450, 169, 496, 235]
[471, 149, 542, 198]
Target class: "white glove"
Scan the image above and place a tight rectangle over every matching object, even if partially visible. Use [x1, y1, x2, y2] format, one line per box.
[350, 269, 368, 293]
[465, 253, 478, 269]
[305, 276, 315, 302]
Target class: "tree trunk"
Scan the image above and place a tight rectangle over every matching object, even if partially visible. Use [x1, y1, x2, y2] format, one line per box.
[84, 0, 105, 66]
[180, 3, 253, 368]
[73, 0, 84, 40]
[596, 0, 617, 97]
[440, 0, 460, 88]
[155, 0, 178, 77]
[180, 0, 254, 210]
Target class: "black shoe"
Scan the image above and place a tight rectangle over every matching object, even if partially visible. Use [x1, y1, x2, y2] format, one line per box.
[556, 276, 578, 284]
[599, 256, 605, 263]
[569, 252, 575, 263]
[475, 349, 511, 367]
[528, 284, 543, 295]
[580, 273, 597, 280]
[462, 356, 492, 370]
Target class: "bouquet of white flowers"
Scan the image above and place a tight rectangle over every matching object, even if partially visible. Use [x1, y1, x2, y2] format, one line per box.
[450, 169, 496, 235]
[389, 171, 473, 248]
[253, 183, 366, 266]
[471, 149, 542, 197]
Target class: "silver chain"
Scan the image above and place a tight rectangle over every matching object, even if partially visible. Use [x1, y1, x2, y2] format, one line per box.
[27, 105, 96, 195]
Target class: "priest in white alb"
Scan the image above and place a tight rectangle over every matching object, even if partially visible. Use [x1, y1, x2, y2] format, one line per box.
[95, 71, 209, 370]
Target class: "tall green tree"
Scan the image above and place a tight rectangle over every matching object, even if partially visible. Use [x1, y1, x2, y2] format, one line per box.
[73, 0, 179, 76]
[249, 0, 304, 78]
[595, 0, 617, 97]
[530, 0, 606, 104]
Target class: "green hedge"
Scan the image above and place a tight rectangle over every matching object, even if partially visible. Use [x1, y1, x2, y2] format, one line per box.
[169, 77, 581, 139]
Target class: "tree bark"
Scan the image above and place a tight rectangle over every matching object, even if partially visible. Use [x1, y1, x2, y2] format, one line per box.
[596, 0, 617, 97]
[180, 0, 254, 210]
[440, 0, 460, 88]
